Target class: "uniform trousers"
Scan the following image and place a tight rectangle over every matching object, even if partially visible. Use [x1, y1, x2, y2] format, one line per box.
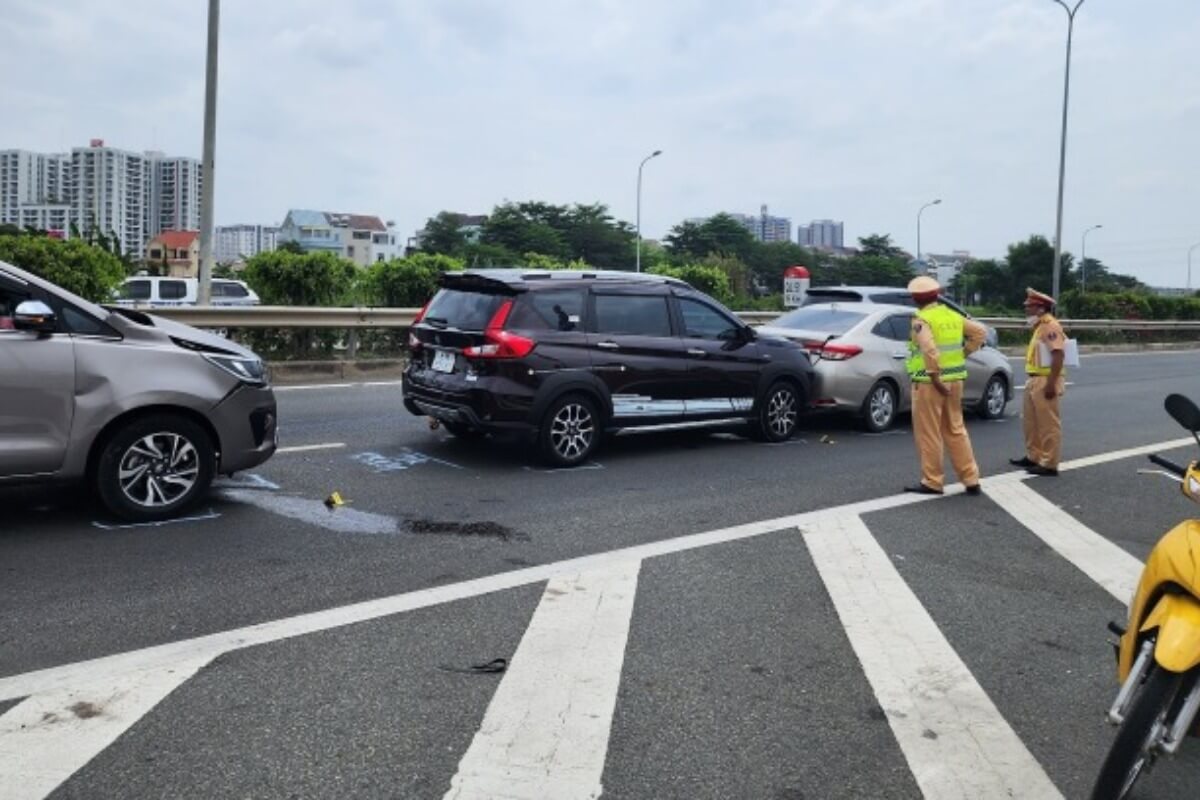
[912, 381, 980, 491]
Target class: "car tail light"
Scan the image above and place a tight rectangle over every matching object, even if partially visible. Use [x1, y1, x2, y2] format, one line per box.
[463, 299, 536, 359]
[409, 299, 432, 352]
[805, 342, 862, 361]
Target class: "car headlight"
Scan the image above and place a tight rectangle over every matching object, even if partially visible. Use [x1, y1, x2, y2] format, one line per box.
[204, 353, 268, 385]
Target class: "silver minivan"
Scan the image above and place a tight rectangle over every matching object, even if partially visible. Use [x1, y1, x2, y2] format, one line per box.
[0, 261, 277, 520]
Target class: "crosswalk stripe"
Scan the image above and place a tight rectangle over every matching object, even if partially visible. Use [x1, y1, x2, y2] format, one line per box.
[0, 656, 209, 800]
[444, 561, 641, 800]
[984, 480, 1142, 603]
[802, 513, 1064, 800]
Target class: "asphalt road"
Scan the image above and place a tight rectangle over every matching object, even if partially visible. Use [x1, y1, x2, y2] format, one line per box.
[2, 350, 1200, 799]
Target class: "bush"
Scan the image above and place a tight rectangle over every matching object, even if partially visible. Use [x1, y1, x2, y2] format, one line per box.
[650, 263, 733, 305]
[241, 250, 359, 306]
[362, 255, 461, 307]
[0, 234, 126, 303]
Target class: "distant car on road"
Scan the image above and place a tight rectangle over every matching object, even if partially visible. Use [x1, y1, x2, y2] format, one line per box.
[758, 302, 1013, 432]
[801, 285, 999, 347]
[114, 276, 260, 307]
[0, 261, 277, 520]
[403, 269, 815, 465]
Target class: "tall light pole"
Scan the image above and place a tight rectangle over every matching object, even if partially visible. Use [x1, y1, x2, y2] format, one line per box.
[1081, 223, 1102, 292]
[635, 149, 662, 273]
[916, 198, 941, 269]
[1049, 0, 1085, 302]
[1189, 242, 1200, 293]
[197, 0, 220, 306]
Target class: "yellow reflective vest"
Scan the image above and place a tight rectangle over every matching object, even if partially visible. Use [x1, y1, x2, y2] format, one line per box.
[906, 303, 966, 383]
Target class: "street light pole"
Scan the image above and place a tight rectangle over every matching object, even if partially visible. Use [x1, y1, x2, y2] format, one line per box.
[1050, 0, 1085, 302]
[916, 198, 941, 269]
[1081, 223, 1102, 292]
[1189, 242, 1200, 293]
[196, 0, 220, 306]
[635, 149, 662, 273]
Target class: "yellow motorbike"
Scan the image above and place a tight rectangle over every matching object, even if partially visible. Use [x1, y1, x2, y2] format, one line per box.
[1092, 393, 1200, 799]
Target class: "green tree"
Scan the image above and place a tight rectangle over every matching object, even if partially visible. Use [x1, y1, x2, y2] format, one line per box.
[561, 203, 635, 269]
[744, 241, 816, 293]
[0, 234, 125, 302]
[241, 249, 358, 306]
[481, 203, 570, 259]
[420, 212, 470, 256]
[276, 240, 306, 255]
[857, 233, 906, 260]
[650, 263, 733, 306]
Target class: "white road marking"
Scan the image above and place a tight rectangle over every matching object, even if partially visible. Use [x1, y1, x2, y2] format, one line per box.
[444, 562, 641, 799]
[522, 462, 604, 473]
[91, 510, 219, 530]
[985, 480, 1142, 602]
[803, 513, 1063, 800]
[217, 490, 398, 535]
[274, 380, 404, 392]
[351, 450, 463, 472]
[212, 473, 281, 491]
[1059, 436, 1194, 472]
[1014, 382, 1075, 391]
[0, 656, 210, 800]
[276, 442, 346, 454]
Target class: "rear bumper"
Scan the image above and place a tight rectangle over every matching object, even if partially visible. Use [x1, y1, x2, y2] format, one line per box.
[210, 384, 278, 473]
[402, 367, 537, 434]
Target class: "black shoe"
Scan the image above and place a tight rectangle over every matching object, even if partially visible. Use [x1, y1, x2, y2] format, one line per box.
[964, 484, 983, 496]
[1009, 456, 1035, 467]
[904, 484, 944, 495]
[1026, 465, 1059, 477]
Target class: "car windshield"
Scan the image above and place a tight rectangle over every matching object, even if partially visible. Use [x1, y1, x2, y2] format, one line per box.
[424, 289, 507, 330]
[773, 307, 867, 334]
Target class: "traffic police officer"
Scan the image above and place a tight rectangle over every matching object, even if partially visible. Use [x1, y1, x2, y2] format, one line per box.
[1011, 287, 1066, 476]
[904, 276, 986, 495]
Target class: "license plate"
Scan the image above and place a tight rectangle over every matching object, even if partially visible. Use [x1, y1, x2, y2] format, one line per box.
[431, 350, 456, 373]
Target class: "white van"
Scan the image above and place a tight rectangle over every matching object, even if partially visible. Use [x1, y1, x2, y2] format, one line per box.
[114, 277, 260, 307]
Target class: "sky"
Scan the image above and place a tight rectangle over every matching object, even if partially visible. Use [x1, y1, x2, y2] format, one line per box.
[2, 0, 1197, 287]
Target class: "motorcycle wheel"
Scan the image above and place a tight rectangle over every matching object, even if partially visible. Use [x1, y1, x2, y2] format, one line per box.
[1090, 665, 1184, 800]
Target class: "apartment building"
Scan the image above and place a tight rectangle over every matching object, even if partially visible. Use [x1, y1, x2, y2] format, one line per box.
[797, 219, 844, 249]
[151, 154, 202, 234]
[215, 224, 280, 264]
[0, 150, 71, 229]
[688, 205, 793, 244]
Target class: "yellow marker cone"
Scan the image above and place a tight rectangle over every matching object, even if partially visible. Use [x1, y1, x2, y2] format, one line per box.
[324, 491, 346, 510]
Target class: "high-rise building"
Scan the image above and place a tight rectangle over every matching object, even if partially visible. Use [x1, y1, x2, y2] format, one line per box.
[797, 219, 844, 250]
[689, 205, 792, 244]
[1, 140, 203, 255]
[215, 224, 280, 264]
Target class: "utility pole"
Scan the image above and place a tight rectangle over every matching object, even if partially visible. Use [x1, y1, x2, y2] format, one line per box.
[197, 0, 220, 306]
[1050, 0, 1085, 301]
[635, 150, 662, 273]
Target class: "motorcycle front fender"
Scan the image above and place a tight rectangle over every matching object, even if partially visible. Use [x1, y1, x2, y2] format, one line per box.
[1141, 594, 1200, 673]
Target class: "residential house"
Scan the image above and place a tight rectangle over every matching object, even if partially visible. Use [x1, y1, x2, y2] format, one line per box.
[278, 209, 398, 266]
[146, 230, 200, 278]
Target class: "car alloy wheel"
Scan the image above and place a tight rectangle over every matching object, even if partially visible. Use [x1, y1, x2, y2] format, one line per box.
[869, 384, 895, 430]
[549, 400, 595, 462]
[118, 432, 201, 508]
[765, 384, 798, 440]
[985, 376, 1007, 418]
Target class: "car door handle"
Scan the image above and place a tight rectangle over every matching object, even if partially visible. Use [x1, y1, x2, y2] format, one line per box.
[891, 351, 907, 360]
[596, 341, 619, 350]
[687, 348, 707, 357]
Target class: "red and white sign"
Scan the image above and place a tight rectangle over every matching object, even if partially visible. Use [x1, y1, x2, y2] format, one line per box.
[783, 265, 810, 307]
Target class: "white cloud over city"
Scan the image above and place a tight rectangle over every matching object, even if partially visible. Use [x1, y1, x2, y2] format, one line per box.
[2, 0, 1197, 284]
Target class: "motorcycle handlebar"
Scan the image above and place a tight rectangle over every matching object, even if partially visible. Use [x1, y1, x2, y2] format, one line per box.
[1148, 454, 1187, 477]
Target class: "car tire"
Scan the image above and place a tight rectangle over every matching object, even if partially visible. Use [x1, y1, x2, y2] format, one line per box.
[538, 394, 600, 467]
[94, 413, 216, 522]
[976, 374, 1009, 420]
[751, 381, 801, 443]
[442, 420, 485, 439]
[860, 380, 898, 432]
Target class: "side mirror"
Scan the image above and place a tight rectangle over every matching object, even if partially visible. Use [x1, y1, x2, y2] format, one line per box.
[1165, 394, 1200, 433]
[13, 300, 57, 334]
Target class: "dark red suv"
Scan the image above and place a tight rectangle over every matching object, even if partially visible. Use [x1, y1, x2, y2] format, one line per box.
[402, 270, 813, 466]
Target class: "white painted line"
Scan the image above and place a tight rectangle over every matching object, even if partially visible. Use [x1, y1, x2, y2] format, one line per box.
[3, 436, 1195, 710]
[1059, 436, 1194, 472]
[985, 480, 1142, 603]
[522, 462, 604, 473]
[0, 655, 210, 800]
[802, 514, 1063, 800]
[91, 510, 220, 530]
[276, 442, 346, 454]
[444, 562, 640, 799]
[1014, 382, 1074, 391]
[274, 380, 405, 392]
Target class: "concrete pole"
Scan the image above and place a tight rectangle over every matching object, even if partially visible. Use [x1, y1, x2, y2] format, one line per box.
[1050, 0, 1085, 302]
[197, 0, 220, 306]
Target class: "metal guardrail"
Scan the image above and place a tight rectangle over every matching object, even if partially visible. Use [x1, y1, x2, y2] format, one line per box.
[146, 306, 1200, 333]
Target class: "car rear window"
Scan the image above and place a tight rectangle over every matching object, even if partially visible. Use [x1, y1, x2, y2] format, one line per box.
[773, 307, 868, 334]
[424, 289, 507, 330]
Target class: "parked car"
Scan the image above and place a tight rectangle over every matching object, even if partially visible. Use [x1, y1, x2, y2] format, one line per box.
[114, 276, 260, 307]
[801, 285, 998, 347]
[757, 302, 1013, 432]
[0, 261, 277, 520]
[403, 269, 814, 465]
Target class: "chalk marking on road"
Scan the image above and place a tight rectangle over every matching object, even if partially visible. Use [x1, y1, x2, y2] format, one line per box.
[803, 513, 1063, 800]
[276, 442, 346, 454]
[217, 490, 399, 535]
[352, 449, 464, 472]
[522, 462, 604, 474]
[0, 655, 210, 800]
[91, 510, 220, 531]
[985, 480, 1142, 603]
[3, 430, 1197, 793]
[212, 473, 281, 491]
[444, 562, 640, 800]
